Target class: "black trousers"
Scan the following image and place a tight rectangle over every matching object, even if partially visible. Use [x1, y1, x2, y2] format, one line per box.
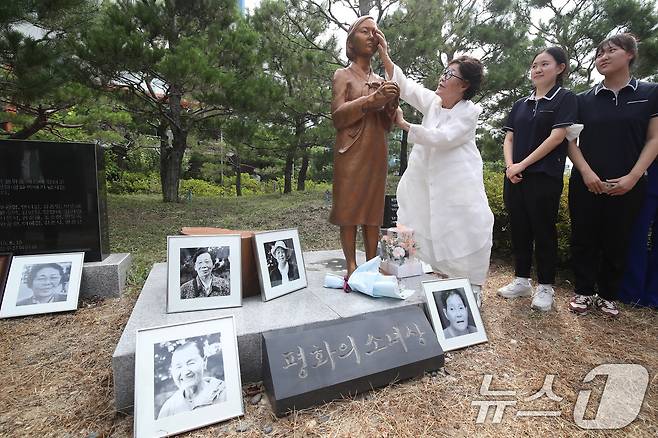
[504, 172, 563, 284]
[569, 173, 646, 299]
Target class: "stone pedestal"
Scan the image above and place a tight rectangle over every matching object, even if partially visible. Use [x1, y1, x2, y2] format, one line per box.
[80, 253, 132, 299]
[112, 250, 436, 413]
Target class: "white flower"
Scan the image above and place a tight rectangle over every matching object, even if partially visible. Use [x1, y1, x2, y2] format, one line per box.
[392, 246, 406, 258]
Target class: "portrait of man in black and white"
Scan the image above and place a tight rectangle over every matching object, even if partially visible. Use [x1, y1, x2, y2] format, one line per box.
[16, 263, 70, 306]
[179, 247, 230, 299]
[434, 288, 477, 339]
[153, 334, 226, 419]
[264, 239, 299, 287]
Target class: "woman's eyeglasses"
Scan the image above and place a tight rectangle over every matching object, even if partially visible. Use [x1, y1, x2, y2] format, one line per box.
[441, 68, 465, 81]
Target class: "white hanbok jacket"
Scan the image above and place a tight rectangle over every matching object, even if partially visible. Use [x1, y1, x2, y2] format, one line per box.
[390, 65, 494, 284]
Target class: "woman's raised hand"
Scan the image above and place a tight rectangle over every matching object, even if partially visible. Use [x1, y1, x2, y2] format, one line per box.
[376, 29, 388, 57]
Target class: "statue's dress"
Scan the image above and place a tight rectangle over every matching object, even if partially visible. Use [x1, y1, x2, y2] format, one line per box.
[329, 65, 395, 226]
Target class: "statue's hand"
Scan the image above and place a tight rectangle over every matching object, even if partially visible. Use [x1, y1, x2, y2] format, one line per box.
[377, 81, 399, 101]
[365, 81, 399, 110]
[386, 80, 400, 98]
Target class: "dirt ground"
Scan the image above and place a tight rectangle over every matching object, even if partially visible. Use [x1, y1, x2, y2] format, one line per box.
[0, 257, 656, 438]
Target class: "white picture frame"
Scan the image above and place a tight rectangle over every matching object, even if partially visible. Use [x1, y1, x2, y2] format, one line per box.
[252, 228, 307, 301]
[422, 278, 487, 352]
[166, 235, 242, 313]
[134, 316, 244, 437]
[0, 252, 84, 319]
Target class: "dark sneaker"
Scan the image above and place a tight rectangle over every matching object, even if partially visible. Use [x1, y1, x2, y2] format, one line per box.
[594, 296, 620, 317]
[569, 294, 594, 315]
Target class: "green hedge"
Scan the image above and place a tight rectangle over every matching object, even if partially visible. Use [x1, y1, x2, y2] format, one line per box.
[107, 172, 161, 194]
[107, 172, 332, 197]
[483, 169, 571, 264]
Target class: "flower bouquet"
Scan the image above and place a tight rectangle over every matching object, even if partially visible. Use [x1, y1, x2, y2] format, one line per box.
[379, 224, 423, 278]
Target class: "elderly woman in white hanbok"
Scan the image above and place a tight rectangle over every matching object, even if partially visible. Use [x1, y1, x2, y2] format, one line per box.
[377, 31, 493, 306]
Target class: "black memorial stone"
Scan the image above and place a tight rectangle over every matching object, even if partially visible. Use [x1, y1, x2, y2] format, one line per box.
[262, 306, 444, 416]
[382, 194, 398, 229]
[0, 140, 109, 262]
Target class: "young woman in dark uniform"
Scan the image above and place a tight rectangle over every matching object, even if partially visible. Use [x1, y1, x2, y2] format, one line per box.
[567, 33, 658, 316]
[498, 47, 578, 312]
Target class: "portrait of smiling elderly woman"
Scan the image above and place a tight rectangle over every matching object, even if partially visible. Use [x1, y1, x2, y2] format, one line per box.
[440, 289, 477, 339]
[268, 240, 299, 287]
[180, 248, 229, 299]
[16, 263, 68, 306]
[157, 340, 227, 419]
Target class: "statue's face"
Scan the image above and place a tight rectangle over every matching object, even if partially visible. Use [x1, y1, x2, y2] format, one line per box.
[349, 18, 377, 58]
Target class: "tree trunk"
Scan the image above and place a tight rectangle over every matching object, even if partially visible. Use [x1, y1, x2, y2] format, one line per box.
[235, 151, 242, 197]
[159, 124, 187, 203]
[297, 147, 309, 192]
[283, 148, 294, 194]
[158, 83, 188, 203]
[359, 0, 372, 15]
[285, 119, 304, 194]
[398, 129, 408, 176]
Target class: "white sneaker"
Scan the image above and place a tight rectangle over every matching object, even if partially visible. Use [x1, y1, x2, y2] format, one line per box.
[531, 284, 554, 311]
[472, 285, 482, 308]
[497, 277, 532, 298]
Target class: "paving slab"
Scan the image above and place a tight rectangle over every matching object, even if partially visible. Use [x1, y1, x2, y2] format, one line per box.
[112, 250, 436, 413]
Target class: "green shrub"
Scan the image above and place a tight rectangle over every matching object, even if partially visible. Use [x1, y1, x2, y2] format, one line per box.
[180, 178, 227, 197]
[107, 172, 161, 194]
[304, 180, 332, 193]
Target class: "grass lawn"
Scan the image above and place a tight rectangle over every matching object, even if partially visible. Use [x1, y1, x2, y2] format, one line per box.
[108, 191, 341, 286]
[0, 191, 656, 437]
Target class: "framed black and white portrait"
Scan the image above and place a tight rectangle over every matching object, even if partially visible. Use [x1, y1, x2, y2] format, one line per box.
[134, 316, 243, 437]
[0, 252, 84, 319]
[167, 235, 241, 313]
[422, 278, 487, 351]
[252, 229, 307, 301]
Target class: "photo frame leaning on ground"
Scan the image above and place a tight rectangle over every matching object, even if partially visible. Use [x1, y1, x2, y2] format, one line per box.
[134, 316, 243, 438]
[166, 235, 242, 313]
[422, 278, 487, 352]
[252, 228, 307, 301]
[0, 252, 84, 319]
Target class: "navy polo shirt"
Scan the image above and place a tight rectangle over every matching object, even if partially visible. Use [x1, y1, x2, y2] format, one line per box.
[575, 78, 658, 181]
[503, 85, 577, 178]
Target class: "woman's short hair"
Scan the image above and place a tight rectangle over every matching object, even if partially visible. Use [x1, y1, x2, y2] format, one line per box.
[27, 263, 65, 288]
[440, 289, 465, 309]
[449, 56, 483, 100]
[596, 33, 638, 67]
[536, 46, 569, 86]
[193, 248, 215, 265]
